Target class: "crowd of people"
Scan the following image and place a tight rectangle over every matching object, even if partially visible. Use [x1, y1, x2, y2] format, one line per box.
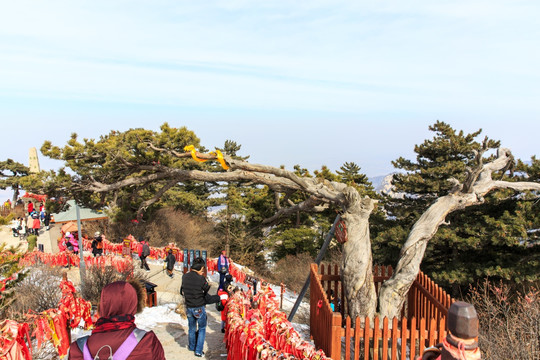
[62, 250, 235, 359]
[11, 201, 51, 239]
[8, 199, 239, 358]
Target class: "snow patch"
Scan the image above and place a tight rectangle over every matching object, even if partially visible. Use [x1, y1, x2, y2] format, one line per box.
[135, 303, 188, 330]
[70, 303, 188, 342]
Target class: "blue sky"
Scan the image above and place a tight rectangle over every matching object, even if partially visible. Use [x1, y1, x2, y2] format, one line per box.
[1, 1, 539, 200]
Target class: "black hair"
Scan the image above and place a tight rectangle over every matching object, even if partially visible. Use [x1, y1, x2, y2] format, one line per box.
[191, 257, 206, 271]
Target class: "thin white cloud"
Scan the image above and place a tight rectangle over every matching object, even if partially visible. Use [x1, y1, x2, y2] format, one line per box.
[0, 0, 538, 175]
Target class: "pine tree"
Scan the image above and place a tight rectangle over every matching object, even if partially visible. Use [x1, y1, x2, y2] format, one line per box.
[373, 121, 539, 293]
[336, 162, 376, 197]
[38, 124, 218, 221]
[0, 159, 29, 204]
[213, 141, 268, 267]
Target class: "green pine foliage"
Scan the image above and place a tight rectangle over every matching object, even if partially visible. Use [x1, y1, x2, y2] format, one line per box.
[0, 159, 29, 203]
[39, 123, 220, 220]
[214, 184, 270, 269]
[271, 227, 322, 259]
[336, 162, 377, 197]
[212, 141, 269, 268]
[27, 235, 37, 252]
[373, 121, 539, 293]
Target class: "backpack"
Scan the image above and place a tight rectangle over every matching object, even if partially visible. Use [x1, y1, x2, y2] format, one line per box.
[142, 243, 150, 257]
[76, 328, 147, 360]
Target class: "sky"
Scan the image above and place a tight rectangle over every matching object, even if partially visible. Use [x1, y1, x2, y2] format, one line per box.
[1, 1, 539, 200]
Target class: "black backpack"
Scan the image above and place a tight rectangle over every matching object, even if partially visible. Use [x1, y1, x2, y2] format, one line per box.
[142, 243, 150, 257]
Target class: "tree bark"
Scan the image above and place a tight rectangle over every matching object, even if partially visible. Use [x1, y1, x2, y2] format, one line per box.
[340, 188, 378, 319]
[65, 144, 539, 320]
[378, 148, 540, 319]
[378, 194, 465, 318]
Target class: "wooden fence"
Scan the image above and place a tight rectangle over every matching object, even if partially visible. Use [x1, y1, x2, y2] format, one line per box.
[310, 263, 454, 360]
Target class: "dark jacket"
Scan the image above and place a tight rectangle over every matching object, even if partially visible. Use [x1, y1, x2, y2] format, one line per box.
[165, 253, 176, 271]
[68, 282, 165, 360]
[91, 237, 103, 255]
[180, 271, 219, 308]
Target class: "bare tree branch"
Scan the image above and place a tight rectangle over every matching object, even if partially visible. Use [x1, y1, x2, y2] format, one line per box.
[274, 192, 281, 210]
[146, 142, 216, 160]
[83, 156, 346, 205]
[261, 196, 324, 226]
[136, 180, 178, 221]
[378, 147, 539, 318]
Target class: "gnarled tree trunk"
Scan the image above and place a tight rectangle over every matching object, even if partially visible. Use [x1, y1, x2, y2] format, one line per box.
[378, 148, 540, 319]
[341, 189, 377, 319]
[378, 194, 468, 319]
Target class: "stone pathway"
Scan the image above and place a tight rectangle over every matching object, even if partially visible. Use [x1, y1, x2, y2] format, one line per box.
[0, 223, 228, 360]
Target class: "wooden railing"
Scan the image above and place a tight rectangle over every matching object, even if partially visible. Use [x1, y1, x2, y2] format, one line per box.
[310, 263, 454, 360]
[310, 263, 342, 359]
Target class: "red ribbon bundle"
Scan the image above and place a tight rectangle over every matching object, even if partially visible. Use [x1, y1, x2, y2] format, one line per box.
[0, 320, 31, 360]
[0, 278, 93, 359]
[225, 284, 329, 360]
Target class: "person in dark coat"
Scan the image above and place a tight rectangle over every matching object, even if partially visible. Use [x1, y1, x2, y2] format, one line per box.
[91, 231, 104, 257]
[68, 280, 165, 360]
[43, 212, 51, 231]
[165, 249, 176, 278]
[180, 257, 219, 357]
[137, 237, 150, 271]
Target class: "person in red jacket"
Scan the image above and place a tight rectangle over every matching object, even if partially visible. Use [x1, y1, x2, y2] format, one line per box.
[218, 281, 234, 333]
[68, 280, 165, 360]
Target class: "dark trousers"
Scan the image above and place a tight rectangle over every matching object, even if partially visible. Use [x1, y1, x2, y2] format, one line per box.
[219, 271, 228, 290]
[140, 255, 150, 270]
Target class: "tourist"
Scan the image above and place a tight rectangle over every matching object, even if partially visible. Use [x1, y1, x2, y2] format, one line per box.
[43, 212, 51, 231]
[217, 250, 229, 290]
[327, 289, 341, 312]
[68, 280, 165, 359]
[32, 211, 41, 236]
[26, 213, 34, 235]
[164, 249, 176, 278]
[218, 281, 234, 333]
[65, 232, 79, 255]
[180, 257, 220, 357]
[91, 231, 104, 257]
[138, 237, 150, 271]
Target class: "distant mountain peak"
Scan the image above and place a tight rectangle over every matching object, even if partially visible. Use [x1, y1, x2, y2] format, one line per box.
[370, 173, 403, 198]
